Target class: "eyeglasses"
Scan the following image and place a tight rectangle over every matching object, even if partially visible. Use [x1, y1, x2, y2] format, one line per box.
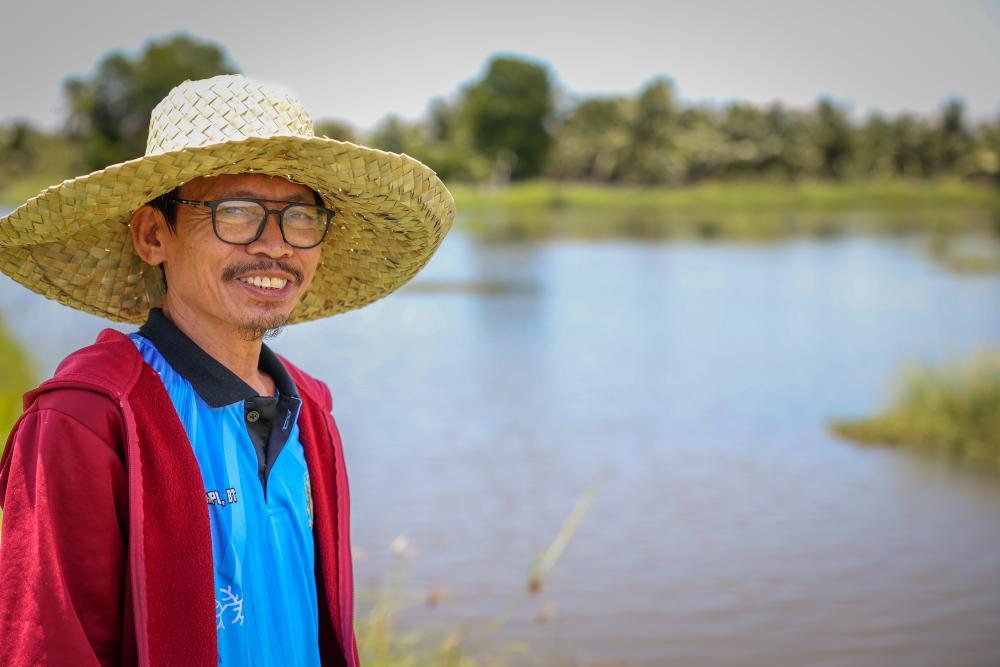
[167, 198, 334, 249]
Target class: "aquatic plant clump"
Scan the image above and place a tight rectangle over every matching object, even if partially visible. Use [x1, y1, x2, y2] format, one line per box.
[830, 351, 1000, 469]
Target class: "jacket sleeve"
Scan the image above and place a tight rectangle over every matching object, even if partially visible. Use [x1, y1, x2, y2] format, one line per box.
[0, 388, 129, 667]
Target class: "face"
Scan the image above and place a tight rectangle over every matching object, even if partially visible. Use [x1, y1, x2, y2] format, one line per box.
[133, 173, 324, 341]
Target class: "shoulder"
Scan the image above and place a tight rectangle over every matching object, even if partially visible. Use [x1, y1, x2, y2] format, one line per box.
[16, 387, 124, 453]
[14, 328, 139, 446]
[43, 328, 143, 397]
[277, 354, 333, 412]
[18, 328, 141, 426]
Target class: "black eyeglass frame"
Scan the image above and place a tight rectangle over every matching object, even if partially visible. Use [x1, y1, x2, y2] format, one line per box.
[166, 197, 335, 249]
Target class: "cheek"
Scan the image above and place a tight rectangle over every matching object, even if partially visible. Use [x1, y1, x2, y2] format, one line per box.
[301, 250, 323, 285]
[168, 237, 227, 289]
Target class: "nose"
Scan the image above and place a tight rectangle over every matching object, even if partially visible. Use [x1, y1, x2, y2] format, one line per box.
[247, 210, 293, 257]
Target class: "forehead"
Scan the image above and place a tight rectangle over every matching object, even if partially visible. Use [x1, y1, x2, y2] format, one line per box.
[180, 173, 316, 201]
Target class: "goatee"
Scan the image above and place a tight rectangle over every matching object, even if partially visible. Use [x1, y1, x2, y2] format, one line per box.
[238, 314, 288, 342]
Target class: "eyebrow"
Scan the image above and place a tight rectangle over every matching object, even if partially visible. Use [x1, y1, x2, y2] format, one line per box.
[221, 190, 315, 203]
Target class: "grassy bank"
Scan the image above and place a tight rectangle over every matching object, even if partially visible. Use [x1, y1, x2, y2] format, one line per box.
[451, 179, 1000, 241]
[0, 318, 34, 448]
[0, 131, 81, 208]
[6, 176, 999, 242]
[0, 318, 36, 532]
[829, 351, 1000, 470]
[0, 172, 73, 210]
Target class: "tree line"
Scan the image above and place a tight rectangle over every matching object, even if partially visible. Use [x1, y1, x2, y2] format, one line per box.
[2, 34, 998, 194]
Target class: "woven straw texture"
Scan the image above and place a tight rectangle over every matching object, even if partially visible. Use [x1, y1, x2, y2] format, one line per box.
[0, 75, 455, 324]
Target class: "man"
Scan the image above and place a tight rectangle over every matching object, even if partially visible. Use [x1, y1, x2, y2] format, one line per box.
[0, 75, 454, 666]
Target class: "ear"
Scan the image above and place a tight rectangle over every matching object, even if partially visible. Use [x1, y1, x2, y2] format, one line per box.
[130, 204, 170, 266]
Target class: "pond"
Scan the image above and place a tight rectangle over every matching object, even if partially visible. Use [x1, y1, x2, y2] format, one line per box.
[2, 228, 999, 666]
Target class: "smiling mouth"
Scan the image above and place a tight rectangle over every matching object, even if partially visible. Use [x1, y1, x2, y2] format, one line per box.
[237, 275, 289, 290]
[223, 261, 303, 294]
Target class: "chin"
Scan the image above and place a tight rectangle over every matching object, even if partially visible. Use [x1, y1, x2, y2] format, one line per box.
[237, 312, 290, 342]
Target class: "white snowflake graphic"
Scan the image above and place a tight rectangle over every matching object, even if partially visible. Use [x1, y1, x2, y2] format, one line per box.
[215, 585, 245, 629]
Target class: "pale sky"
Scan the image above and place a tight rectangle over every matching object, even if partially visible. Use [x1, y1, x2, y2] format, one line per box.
[1, 0, 998, 131]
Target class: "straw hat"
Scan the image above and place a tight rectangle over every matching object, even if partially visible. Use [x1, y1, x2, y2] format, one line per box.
[0, 75, 455, 324]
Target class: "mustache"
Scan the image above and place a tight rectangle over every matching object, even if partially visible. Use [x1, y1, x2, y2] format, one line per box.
[222, 261, 303, 285]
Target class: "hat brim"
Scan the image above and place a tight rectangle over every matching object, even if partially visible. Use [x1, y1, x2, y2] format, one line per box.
[0, 135, 455, 324]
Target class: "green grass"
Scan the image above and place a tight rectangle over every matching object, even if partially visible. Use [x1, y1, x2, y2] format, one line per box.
[0, 317, 36, 532]
[0, 317, 34, 449]
[453, 179, 1000, 212]
[356, 479, 599, 666]
[451, 179, 1000, 241]
[7, 175, 999, 241]
[829, 350, 1000, 469]
[0, 172, 67, 211]
[0, 134, 81, 208]
[356, 579, 518, 667]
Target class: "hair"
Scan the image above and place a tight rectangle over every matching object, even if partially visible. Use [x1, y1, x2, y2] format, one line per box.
[148, 187, 181, 233]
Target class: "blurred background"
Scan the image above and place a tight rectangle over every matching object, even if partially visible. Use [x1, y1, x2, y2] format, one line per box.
[2, 1, 1000, 665]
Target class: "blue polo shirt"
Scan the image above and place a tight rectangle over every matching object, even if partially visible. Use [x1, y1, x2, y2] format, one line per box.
[130, 309, 320, 666]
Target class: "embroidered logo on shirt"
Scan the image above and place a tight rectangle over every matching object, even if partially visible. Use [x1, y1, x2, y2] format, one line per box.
[207, 487, 238, 507]
[216, 585, 245, 629]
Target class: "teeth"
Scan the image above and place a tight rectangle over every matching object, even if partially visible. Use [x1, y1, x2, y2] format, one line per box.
[239, 276, 287, 290]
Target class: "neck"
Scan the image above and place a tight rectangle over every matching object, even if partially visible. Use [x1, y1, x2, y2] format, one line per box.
[161, 301, 275, 396]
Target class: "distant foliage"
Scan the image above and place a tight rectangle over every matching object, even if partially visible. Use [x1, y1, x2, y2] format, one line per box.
[64, 35, 239, 170]
[314, 119, 359, 144]
[0, 123, 47, 181]
[460, 57, 554, 181]
[368, 115, 418, 155]
[545, 97, 630, 182]
[0, 122, 79, 198]
[3, 46, 1000, 195]
[544, 89, 1000, 186]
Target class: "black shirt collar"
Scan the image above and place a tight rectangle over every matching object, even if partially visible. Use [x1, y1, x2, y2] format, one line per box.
[137, 307, 298, 408]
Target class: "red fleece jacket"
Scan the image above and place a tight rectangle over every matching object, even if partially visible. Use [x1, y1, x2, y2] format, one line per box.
[0, 329, 358, 666]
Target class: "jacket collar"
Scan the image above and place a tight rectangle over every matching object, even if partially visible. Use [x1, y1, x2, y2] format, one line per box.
[137, 308, 298, 408]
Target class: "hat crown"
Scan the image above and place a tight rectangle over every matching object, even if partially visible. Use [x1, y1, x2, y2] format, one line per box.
[146, 75, 314, 156]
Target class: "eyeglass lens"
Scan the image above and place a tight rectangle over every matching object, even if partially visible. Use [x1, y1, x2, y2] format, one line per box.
[214, 200, 328, 248]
